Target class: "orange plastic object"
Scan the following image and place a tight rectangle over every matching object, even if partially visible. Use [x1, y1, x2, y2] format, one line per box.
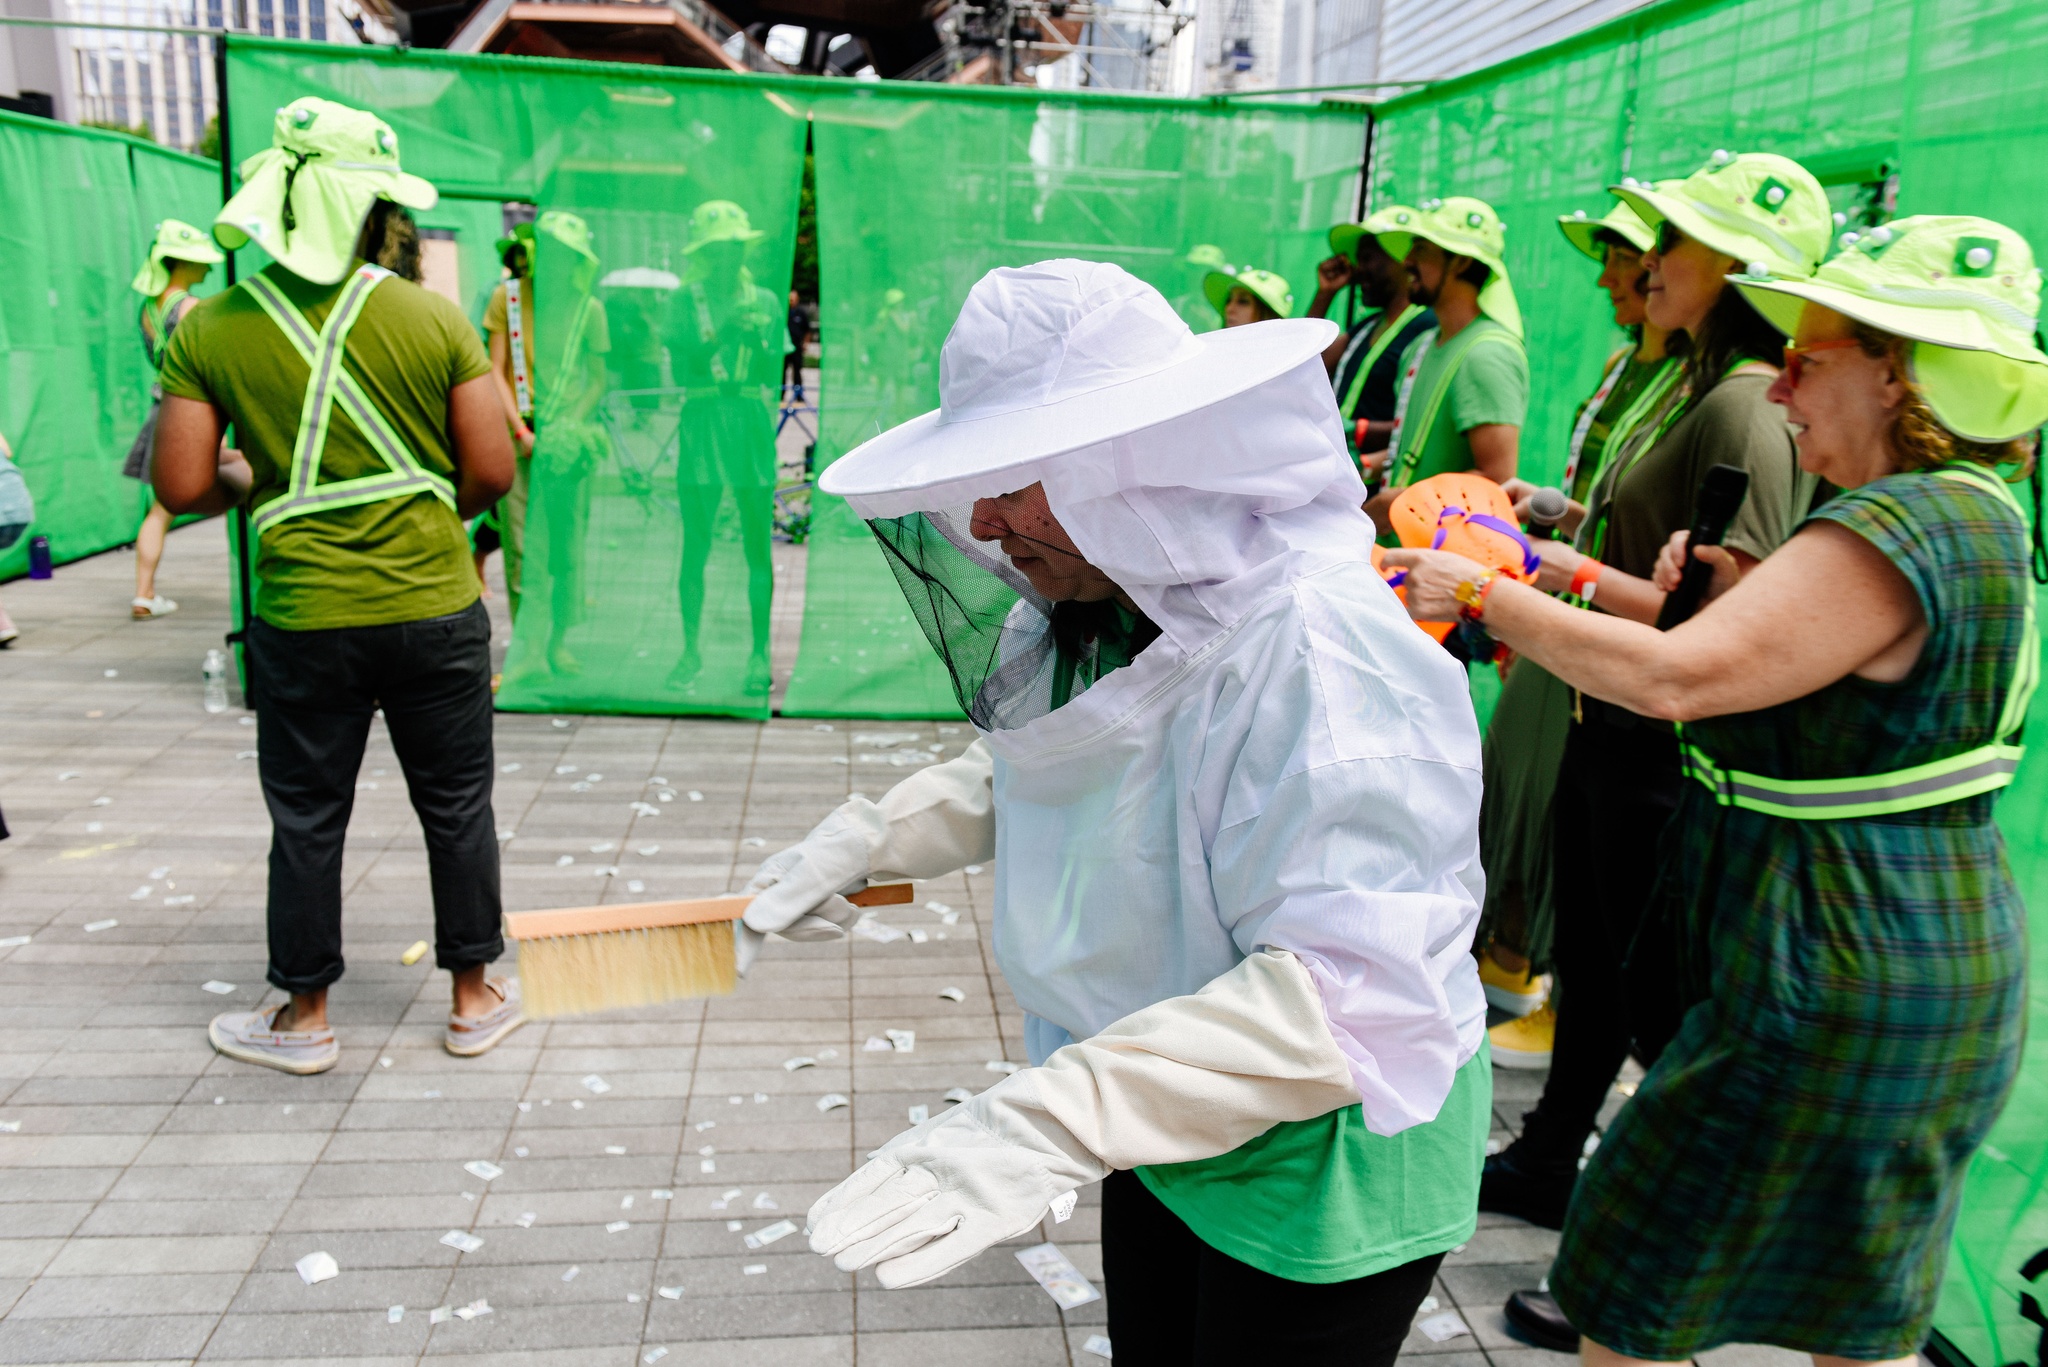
[1378, 473, 1538, 641]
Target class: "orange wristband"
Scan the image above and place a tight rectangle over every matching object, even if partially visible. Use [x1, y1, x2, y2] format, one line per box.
[1569, 558, 1604, 599]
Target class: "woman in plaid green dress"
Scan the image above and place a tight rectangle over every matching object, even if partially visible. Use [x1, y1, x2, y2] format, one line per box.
[1382, 212, 2045, 1365]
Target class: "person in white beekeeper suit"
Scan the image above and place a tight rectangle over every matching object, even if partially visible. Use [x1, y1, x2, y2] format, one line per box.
[743, 259, 1491, 1364]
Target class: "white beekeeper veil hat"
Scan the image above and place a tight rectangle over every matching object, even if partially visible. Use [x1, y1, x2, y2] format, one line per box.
[820, 259, 1373, 731]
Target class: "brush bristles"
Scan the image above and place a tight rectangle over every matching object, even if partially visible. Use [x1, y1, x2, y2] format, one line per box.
[516, 921, 736, 1018]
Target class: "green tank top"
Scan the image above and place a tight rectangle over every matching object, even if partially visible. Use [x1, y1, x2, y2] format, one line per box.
[1136, 1044, 1490, 1282]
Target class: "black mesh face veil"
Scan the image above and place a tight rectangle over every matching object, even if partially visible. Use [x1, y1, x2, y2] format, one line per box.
[866, 507, 1158, 731]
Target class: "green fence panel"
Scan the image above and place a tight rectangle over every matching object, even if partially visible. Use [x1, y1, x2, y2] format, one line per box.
[1372, 0, 2048, 1358]
[0, 114, 220, 581]
[785, 84, 1366, 716]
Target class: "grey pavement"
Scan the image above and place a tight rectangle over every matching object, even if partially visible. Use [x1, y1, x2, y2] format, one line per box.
[0, 515, 1808, 1367]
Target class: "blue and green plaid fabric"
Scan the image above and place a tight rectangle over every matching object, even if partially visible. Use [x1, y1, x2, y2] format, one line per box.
[1551, 467, 2031, 1360]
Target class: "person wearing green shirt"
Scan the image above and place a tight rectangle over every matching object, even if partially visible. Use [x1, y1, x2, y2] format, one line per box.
[153, 97, 519, 1077]
[1361, 197, 1528, 535]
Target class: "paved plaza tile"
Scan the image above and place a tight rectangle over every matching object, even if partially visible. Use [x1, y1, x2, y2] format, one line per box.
[0, 516, 1658, 1366]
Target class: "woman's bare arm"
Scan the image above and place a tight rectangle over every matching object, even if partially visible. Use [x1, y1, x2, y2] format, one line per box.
[1382, 521, 1924, 721]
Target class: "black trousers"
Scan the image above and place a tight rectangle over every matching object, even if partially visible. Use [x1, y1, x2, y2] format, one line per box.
[1517, 711, 1687, 1163]
[249, 600, 502, 995]
[1101, 1169, 1445, 1367]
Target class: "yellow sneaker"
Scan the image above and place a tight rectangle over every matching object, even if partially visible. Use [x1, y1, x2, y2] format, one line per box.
[1478, 952, 1549, 1017]
[1489, 1005, 1554, 1070]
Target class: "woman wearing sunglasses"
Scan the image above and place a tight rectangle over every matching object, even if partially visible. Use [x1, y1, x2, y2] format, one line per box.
[1475, 154, 1829, 1256]
[1386, 213, 2045, 1367]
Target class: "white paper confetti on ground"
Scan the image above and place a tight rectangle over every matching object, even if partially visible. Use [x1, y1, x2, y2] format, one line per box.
[907, 927, 928, 944]
[783, 1056, 815, 1071]
[606, 1221, 631, 1233]
[583, 1075, 612, 1094]
[938, 987, 965, 1002]
[439, 1230, 483, 1253]
[0, 1121, 20, 1132]
[606, 1145, 627, 1155]
[638, 843, 661, 855]
[626, 881, 645, 893]
[986, 1060, 1022, 1075]
[816, 1094, 849, 1112]
[562, 1266, 580, 1282]
[380, 1057, 394, 1069]
[964, 864, 984, 874]
[501, 763, 522, 772]
[588, 841, 616, 853]
[700, 1159, 716, 1173]
[743, 1220, 798, 1249]
[1050, 1190, 1078, 1223]
[1082, 1334, 1113, 1359]
[621, 1195, 635, 1209]
[201, 981, 235, 995]
[516, 1212, 537, 1228]
[1417, 1312, 1471, 1343]
[82, 919, 118, 933]
[863, 1036, 892, 1052]
[453, 1299, 492, 1320]
[429, 1305, 452, 1324]
[752, 1192, 778, 1210]
[658, 1285, 683, 1299]
[464, 1160, 503, 1182]
[0, 937, 29, 949]
[1016, 1242, 1102, 1308]
[743, 1263, 767, 1275]
[295, 1251, 339, 1284]
[555, 855, 575, 867]
[907, 1104, 929, 1125]
[653, 1189, 672, 1200]
[943, 1087, 974, 1104]
[727, 1220, 743, 1231]
[129, 886, 153, 900]
[644, 1348, 669, 1364]
[387, 1305, 404, 1323]
[163, 895, 195, 906]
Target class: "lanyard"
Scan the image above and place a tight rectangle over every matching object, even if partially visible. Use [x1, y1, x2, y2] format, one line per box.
[1562, 350, 1632, 492]
[505, 277, 533, 417]
[1338, 303, 1425, 423]
[1388, 323, 1525, 488]
[1575, 359, 1697, 561]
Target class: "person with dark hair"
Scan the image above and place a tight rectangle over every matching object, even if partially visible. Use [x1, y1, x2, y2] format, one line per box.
[1474, 188, 1681, 1048]
[482, 221, 537, 618]
[125, 218, 225, 620]
[1361, 198, 1527, 533]
[1312, 209, 1435, 466]
[1386, 211, 2043, 1367]
[1201, 266, 1292, 326]
[1469, 151, 1829, 1349]
[151, 97, 517, 1075]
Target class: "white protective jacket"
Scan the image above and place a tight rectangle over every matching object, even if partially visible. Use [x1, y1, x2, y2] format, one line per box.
[760, 261, 1488, 1288]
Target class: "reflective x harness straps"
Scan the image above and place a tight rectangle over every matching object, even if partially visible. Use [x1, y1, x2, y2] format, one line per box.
[240, 264, 456, 537]
[1681, 462, 2039, 820]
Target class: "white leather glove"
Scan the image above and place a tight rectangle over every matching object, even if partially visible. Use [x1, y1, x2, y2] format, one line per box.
[807, 950, 1359, 1287]
[736, 742, 997, 975]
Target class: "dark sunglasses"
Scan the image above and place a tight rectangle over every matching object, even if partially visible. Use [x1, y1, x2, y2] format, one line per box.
[1655, 220, 1686, 254]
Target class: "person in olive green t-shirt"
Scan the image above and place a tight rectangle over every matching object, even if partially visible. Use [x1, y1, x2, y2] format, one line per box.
[153, 97, 517, 1080]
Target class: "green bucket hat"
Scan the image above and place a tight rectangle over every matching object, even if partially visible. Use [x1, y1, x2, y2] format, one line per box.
[494, 220, 535, 258]
[1375, 196, 1521, 337]
[1612, 150, 1828, 280]
[1329, 205, 1416, 264]
[685, 200, 764, 254]
[214, 97, 438, 287]
[1203, 267, 1294, 321]
[538, 209, 597, 261]
[1556, 182, 1665, 262]
[1733, 214, 2048, 442]
[1183, 243, 1230, 271]
[131, 217, 224, 295]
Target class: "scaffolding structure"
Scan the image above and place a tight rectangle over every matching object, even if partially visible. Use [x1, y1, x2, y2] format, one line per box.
[900, 0, 1195, 92]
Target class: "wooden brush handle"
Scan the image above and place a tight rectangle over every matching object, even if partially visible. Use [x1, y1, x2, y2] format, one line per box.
[506, 881, 914, 940]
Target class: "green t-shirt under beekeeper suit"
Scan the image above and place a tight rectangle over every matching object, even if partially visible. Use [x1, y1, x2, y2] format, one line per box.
[160, 260, 493, 631]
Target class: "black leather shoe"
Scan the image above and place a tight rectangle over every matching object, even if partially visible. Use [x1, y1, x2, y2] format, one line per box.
[1478, 1145, 1577, 1230]
[1505, 1289, 1580, 1353]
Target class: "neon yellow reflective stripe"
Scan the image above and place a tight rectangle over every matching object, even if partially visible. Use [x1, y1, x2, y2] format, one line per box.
[1677, 462, 2037, 819]
[1391, 326, 1525, 487]
[1338, 303, 1424, 421]
[240, 267, 455, 536]
[1681, 739, 2023, 819]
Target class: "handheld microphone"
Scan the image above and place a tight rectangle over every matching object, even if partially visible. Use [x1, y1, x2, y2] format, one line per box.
[1527, 487, 1568, 533]
[1656, 464, 1750, 629]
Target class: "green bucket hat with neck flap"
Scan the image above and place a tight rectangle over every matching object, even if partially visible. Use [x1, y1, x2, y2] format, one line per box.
[215, 96, 438, 287]
[1734, 214, 2048, 443]
[1203, 267, 1294, 321]
[1329, 205, 1415, 265]
[1373, 196, 1521, 337]
[1612, 150, 1829, 280]
[132, 218, 224, 296]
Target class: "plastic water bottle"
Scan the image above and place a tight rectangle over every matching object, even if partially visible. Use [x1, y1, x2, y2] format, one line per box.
[202, 648, 229, 714]
[27, 534, 51, 579]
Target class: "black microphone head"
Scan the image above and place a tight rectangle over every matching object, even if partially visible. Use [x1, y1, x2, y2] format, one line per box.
[1528, 487, 1568, 528]
[1697, 464, 1751, 524]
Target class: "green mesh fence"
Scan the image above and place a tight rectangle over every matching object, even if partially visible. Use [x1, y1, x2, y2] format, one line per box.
[0, 112, 221, 580]
[1371, 2, 2048, 1359]
[785, 86, 1366, 715]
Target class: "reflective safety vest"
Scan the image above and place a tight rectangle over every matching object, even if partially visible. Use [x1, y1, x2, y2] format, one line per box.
[241, 264, 457, 538]
[1681, 462, 2039, 820]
